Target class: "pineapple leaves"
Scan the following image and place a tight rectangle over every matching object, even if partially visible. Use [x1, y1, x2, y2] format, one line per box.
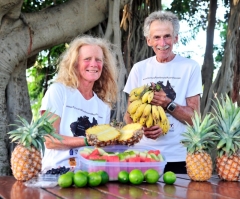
[7, 109, 62, 154]
[181, 111, 217, 154]
[211, 94, 240, 157]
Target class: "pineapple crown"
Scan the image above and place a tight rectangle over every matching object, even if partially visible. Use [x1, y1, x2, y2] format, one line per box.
[181, 111, 217, 154]
[8, 110, 62, 155]
[211, 94, 240, 157]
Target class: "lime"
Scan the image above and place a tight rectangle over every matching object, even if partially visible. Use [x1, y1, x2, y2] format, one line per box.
[118, 170, 129, 184]
[65, 171, 74, 178]
[58, 174, 73, 188]
[88, 172, 102, 187]
[97, 170, 109, 185]
[73, 172, 88, 187]
[144, 168, 160, 184]
[129, 169, 144, 185]
[163, 171, 176, 185]
[75, 170, 89, 176]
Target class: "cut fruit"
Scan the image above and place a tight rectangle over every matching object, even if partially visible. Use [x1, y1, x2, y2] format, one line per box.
[86, 124, 121, 147]
[117, 123, 144, 146]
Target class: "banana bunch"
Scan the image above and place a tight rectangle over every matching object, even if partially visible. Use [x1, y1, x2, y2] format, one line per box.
[127, 84, 170, 135]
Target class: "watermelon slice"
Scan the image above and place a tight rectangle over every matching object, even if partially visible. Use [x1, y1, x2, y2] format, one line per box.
[79, 151, 90, 159]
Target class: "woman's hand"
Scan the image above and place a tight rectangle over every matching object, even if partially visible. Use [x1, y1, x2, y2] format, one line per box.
[143, 125, 163, 140]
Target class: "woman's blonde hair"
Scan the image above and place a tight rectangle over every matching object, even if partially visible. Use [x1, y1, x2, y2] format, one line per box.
[55, 35, 118, 108]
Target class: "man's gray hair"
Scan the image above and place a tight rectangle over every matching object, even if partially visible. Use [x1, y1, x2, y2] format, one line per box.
[143, 11, 180, 38]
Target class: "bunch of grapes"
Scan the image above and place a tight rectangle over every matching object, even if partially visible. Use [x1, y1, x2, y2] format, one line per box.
[45, 166, 70, 175]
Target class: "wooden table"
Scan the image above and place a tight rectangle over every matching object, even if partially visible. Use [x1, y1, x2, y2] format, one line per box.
[0, 174, 239, 199]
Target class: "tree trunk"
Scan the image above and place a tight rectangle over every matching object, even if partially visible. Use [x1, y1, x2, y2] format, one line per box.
[202, 0, 240, 116]
[0, 0, 129, 176]
[200, 0, 217, 115]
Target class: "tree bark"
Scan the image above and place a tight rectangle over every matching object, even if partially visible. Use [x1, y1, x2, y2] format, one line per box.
[200, 0, 217, 115]
[202, 0, 240, 116]
[0, 0, 129, 176]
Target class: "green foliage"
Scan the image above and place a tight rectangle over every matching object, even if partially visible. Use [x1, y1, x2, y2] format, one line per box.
[22, 0, 69, 12]
[27, 43, 67, 119]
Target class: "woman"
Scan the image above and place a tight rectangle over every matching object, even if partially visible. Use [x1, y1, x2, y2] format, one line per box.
[40, 35, 118, 171]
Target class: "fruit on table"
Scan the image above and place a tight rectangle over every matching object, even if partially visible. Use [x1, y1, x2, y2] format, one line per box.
[163, 171, 176, 185]
[128, 83, 170, 135]
[73, 172, 88, 188]
[118, 170, 129, 183]
[88, 172, 102, 187]
[129, 169, 144, 185]
[79, 147, 164, 163]
[58, 173, 73, 188]
[86, 124, 121, 147]
[86, 123, 144, 147]
[97, 170, 109, 185]
[144, 168, 160, 184]
[8, 110, 62, 181]
[212, 94, 240, 181]
[180, 111, 216, 181]
[117, 123, 144, 146]
[45, 166, 70, 175]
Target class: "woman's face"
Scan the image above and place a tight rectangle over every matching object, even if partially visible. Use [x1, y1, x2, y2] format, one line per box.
[77, 44, 104, 83]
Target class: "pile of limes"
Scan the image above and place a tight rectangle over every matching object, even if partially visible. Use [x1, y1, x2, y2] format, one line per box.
[118, 168, 160, 185]
[58, 170, 109, 188]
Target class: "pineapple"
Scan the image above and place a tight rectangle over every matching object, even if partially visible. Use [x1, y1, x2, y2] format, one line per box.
[8, 110, 62, 181]
[181, 111, 217, 181]
[86, 123, 143, 146]
[86, 124, 121, 147]
[117, 123, 143, 146]
[212, 94, 240, 181]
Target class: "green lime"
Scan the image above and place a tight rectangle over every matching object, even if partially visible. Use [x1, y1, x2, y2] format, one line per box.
[88, 172, 102, 187]
[118, 170, 129, 183]
[73, 172, 88, 187]
[58, 174, 73, 188]
[65, 171, 74, 178]
[144, 168, 160, 184]
[97, 170, 109, 185]
[129, 169, 144, 185]
[75, 170, 89, 176]
[163, 171, 176, 185]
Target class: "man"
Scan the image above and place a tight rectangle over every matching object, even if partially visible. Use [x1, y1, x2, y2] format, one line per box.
[123, 11, 202, 174]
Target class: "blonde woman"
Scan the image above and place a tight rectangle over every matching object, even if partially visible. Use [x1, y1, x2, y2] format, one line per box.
[40, 35, 118, 171]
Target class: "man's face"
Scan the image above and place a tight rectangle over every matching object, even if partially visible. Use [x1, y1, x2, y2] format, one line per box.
[146, 20, 178, 63]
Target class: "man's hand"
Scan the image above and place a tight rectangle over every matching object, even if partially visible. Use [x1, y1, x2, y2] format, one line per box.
[151, 89, 171, 109]
[143, 125, 163, 140]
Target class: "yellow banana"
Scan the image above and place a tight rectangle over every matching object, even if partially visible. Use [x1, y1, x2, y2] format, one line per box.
[127, 99, 142, 114]
[157, 106, 167, 122]
[152, 105, 160, 125]
[129, 87, 140, 97]
[129, 85, 146, 97]
[139, 114, 148, 126]
[146, 112, 153, 128]
[141, 104, 152, 119]
[159, 117, 170, 135]
[132, 112, 139, 123]
[148, 91, 154, 103]
[134, 103, 147, 120]
[141, 90, 152, 103]
[129, 93, 140, 102]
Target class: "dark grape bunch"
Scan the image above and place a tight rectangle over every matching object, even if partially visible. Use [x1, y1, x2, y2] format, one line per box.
[45, 166, 70, 175]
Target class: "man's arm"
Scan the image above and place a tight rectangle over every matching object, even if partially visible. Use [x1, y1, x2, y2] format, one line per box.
[151, 90, 200, 125]
[168, 95, 200, 125]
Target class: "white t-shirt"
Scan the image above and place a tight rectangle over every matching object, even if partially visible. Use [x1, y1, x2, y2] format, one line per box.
[40, 83, 110, 171]
[123, 55, 202, 162]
